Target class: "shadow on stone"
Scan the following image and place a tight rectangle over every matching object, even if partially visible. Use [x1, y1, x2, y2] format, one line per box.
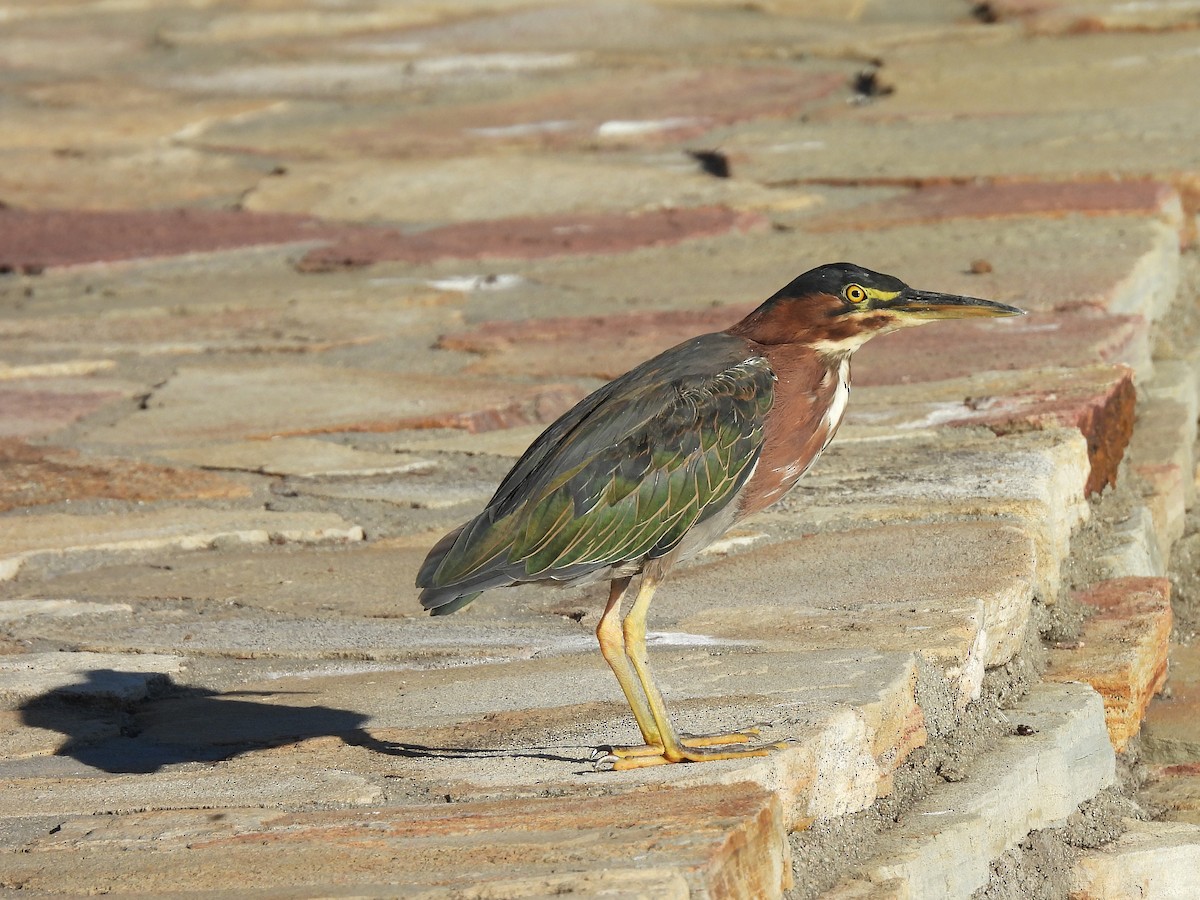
[18, 669, 581, 772]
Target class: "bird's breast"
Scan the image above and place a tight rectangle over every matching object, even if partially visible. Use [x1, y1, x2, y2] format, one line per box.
[737, 351, 849, 517]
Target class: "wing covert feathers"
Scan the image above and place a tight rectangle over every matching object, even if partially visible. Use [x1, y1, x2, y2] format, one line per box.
[417, 333, 774, 612]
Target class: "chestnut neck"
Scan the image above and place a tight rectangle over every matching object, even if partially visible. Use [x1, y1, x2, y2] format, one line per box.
[727, 295, 829, 345]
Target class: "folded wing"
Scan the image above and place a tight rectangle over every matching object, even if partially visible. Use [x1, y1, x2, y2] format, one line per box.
[417, 332, 774, 613]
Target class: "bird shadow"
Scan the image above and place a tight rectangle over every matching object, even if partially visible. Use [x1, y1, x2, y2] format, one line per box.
[18, 669, 580, 774]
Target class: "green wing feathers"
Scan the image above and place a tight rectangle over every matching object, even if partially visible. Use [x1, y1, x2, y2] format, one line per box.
[417, 335, 775, 613]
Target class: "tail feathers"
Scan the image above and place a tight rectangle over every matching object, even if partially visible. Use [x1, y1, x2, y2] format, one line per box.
[416, 523, 468, 587]
[418, 569, 516, 615]
[417, 517, 514, 615]
[426, 591, 483, 616]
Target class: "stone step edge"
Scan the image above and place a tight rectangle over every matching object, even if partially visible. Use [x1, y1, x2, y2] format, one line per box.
[822, 682, 1115, 898]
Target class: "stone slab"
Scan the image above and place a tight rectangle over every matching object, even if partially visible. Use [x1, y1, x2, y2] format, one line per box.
[0, 439, 250, 513]
[852, 683, 1115, 897]
[80, 364, 585, 447]
[0, 385, 126, 439]
[296, 205, 768, 270]
[165, 645, 927, 829]
[802, 179, 1183, 233]
[770, 427, 1091, 605]
[23, 611, 591, 665]
[855, 311, 1153, 388]
[0, 651, 187, 709]
[1070, 819, 1200, 900]
[0, 600, 132, 622]
[0, 509, 364, 581]
[1046, 578, 1172, 751]
[0, 295, 432, 360]
[524, 210, 1181, 335]
[167, 54, 580, 97]
[1140, 766, 1200, 827]
[155, 3, 490, 41]
[1093, 506, 1167, 580]
[243, 155, 782, 223]
[837, 30, 1200, 124]
[0, 208, 342, 271]
[0, 785, 787, 898]
[159, 438, 437, 479]
[0, 145, 271, 212]
[1129, 361, 1200, 559]
[279, 471, 494, 511]
[985, 0, 1200, 33]
[379, 0, 808, 56]
[0, 707, 122, 761]
[387, 425, 549, 459]
[658, 521, 1036, 702]
[0, 537, 430, 622]
[0, 765, 382, 818]
[726, 104, 1200, 202]
[1142, 643, 1200, 765]
[196, 62, 849, 158]
[0, 360, 116, 380]
[849, 364, 1136, 496]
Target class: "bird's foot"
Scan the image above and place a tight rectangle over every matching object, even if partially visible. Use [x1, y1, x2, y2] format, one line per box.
[589, 724, 762, 760]
[591, 726, 785, 771]
[594, 739, 792, 771]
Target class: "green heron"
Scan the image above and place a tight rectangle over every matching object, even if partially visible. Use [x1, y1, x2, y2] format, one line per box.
[418, 262, 1022, 769]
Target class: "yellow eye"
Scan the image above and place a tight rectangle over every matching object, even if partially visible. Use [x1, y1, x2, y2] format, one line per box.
[845, 284, 868, 303]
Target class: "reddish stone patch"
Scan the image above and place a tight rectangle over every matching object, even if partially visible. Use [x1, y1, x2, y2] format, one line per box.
[0, 208, 340, 270]
[298, 206, 767, 270]
[1047, 577, 1172, 751]
[803, 180, 1179, 232]
[0, 206, 765, 273]
[0, 387, 125, 438]
[943, 364, 1136, 496]
[0, 439, 250, 512]
[1158, 763, 1200, 777]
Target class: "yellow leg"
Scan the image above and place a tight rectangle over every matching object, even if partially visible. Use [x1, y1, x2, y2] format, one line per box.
[593, 576, 757, 762]
[595, 576, 662, 748]
[609, 573, 788, 770]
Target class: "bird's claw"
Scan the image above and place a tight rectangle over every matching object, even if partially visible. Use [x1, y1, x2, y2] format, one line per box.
[592, 753, 620, 772]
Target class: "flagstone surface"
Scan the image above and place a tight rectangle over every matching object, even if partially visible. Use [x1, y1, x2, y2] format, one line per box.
[0, 0, 1198, 897]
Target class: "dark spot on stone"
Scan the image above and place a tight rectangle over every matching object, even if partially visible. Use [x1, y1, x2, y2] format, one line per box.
[972, 2, 1000, 23]
[1014, 723, 1037, 736]
[688, 149, 731, 178]
[852, 68, 894, 100]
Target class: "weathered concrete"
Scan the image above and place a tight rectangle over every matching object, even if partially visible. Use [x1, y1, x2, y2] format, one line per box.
[1071, 820, 1200, 900]
[844, 683, 1116, 898]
